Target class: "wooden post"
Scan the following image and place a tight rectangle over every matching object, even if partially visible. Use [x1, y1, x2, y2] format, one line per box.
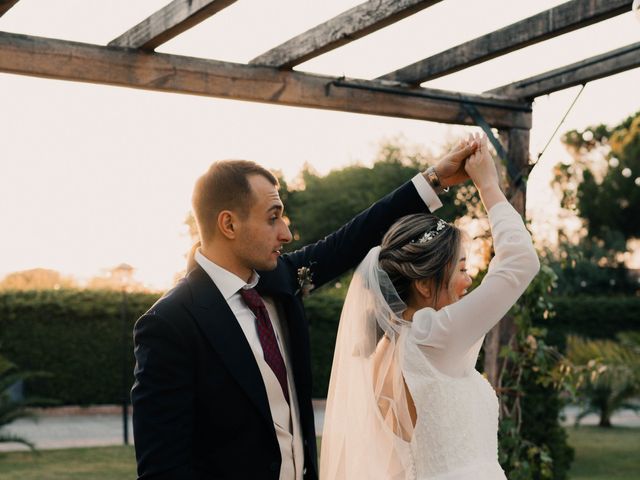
[0, 0, 20, 18]
[483, 127, 531, 389]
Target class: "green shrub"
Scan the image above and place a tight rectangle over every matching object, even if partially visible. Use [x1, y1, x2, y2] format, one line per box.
[1, 289, 638, 416]
[0, 286, 347, 403]
[542, 296, 640, 351]
[0, 353, 39, 449]
[0, 289, 159, 405]
[566, 335, 640, 427]
[519, 378, 574, 479]
[305, 291, 343, 398]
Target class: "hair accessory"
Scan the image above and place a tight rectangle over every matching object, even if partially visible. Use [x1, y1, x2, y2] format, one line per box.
[411, 219, 448, 244]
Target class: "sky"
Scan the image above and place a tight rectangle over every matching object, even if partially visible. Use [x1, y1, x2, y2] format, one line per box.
[1, 0, 639, 290]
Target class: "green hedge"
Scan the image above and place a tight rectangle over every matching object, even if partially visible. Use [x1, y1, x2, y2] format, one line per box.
[541, 295, 640, 351]
[305, 293, 343, 398]
[1, 290, 638, 404]
[0, 288, 344, 404]
[0, 289, 159, 405]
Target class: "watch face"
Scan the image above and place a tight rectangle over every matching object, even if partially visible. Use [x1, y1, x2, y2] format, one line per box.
[427, 168, 440, 188]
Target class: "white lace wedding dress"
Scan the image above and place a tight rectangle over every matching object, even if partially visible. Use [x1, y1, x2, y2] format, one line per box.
[402, 337, 504, 479]
[321, 201, 540, 480]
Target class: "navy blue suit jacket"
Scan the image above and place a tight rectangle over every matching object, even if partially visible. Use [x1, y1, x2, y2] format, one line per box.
[132, 180, 429, 479]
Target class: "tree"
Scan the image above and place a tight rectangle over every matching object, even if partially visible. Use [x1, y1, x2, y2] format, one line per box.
[0, 353, 51, 450]
[567, 334, 640, 427]
[184, 211, 199, 243]
[0, 268, 76, 291]
[284, 140, 475, 251]
[546, 111, 640, 294]
[556, 110, 640, 255]
[86, 263, 147, 292]
[542, 237, 638, 295]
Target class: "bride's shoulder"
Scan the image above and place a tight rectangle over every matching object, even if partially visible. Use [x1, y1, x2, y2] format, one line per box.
[409, 307, 450, 347]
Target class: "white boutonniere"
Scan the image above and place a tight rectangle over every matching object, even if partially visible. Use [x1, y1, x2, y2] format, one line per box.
[296, 265, 315, 298]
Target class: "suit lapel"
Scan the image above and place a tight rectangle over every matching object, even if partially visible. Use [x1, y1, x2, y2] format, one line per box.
[184, 266, 275, 432]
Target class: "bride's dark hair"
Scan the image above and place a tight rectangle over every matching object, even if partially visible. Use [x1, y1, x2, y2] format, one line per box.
[378, 213, 462, 307]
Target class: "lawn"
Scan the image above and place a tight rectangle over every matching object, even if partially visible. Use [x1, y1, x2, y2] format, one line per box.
[567, 426, 640, 480]
[0, 427, 637, 479]
[0, 445, 136, 480]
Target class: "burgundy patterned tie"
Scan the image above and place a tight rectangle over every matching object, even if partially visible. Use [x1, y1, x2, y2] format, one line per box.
[240, 288, 290, 403]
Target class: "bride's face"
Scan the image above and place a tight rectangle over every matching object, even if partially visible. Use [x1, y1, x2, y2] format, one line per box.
[434, 253, 472, 309]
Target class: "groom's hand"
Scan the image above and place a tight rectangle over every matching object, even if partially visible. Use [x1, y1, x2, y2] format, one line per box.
[427, 136, 478, 189]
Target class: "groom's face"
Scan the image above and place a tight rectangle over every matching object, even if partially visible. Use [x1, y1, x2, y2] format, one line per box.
[234, 174, 292, 272]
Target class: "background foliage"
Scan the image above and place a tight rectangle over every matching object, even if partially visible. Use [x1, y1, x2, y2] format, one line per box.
[1, 288, 636, 404]
[566, 334, 640, 428]
[541, 296, 640, 351]
[560, 110, 640, 245]
[282, 142, 475, 251]
[0, 289, 157, 405]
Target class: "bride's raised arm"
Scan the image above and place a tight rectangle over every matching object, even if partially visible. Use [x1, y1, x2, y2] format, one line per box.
[411, 135, 540, 357]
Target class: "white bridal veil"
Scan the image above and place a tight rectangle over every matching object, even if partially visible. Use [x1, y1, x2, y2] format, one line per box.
[320, 246, 415, 480]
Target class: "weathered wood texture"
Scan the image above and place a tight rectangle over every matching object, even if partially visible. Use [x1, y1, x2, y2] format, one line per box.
[0, 0, 20, 18]
[502, 128, 531, 214]
[489, 42, 640, 99]
[109, 0, 237, 50]
[0, 32, 531, 128]
[484, 128, 531, 389]
[380, 0, 632, 85]
[250, 0, 442, 68]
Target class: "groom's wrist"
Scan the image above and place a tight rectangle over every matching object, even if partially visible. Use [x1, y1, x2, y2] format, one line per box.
[424, 166, 449, 194]
[411, 173, 442, 212]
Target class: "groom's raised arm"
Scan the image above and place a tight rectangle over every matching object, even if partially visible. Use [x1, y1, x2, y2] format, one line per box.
[282, 138, 477, 290]
[282, 178, 434, 291]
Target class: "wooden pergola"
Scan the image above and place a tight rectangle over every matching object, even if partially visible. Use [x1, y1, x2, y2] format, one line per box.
[1, 0, 638, 384]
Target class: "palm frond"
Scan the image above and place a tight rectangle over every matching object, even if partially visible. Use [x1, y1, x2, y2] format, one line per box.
[574, 405, 597, 427]
[0, 431, 35, 450]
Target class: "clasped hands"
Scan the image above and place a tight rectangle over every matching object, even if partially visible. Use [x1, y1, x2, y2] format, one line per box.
[427, 133, 496, 190]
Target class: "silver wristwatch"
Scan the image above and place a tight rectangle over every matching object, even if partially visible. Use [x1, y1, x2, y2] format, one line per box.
[425, 166, 449, 193]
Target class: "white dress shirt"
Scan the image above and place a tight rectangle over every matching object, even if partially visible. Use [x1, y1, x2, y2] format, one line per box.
[412, 172, 443, 212]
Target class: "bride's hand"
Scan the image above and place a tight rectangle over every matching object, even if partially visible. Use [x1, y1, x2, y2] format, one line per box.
[432, 136, 478, 188]
[464, 133, 500, 191]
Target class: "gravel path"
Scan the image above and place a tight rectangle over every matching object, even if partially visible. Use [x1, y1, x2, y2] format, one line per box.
[0, 403, 637, 452]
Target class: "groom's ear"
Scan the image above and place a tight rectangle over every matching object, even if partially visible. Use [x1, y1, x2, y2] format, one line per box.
[217, 210, 237, 240]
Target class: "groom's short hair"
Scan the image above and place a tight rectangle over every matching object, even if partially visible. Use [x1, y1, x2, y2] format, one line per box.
[192, 160, 279, 241]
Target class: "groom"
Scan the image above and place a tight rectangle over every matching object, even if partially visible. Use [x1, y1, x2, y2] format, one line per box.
[132, 140, 477, 480]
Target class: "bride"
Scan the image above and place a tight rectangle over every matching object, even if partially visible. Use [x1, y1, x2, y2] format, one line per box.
[320, 134, 540, 479]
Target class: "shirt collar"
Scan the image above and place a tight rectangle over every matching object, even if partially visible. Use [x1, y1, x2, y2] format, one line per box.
[195, 249, 260, 301]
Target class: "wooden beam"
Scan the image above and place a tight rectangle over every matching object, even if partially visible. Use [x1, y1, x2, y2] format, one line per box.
[109, 0, 237, 50]
[379, 0, 632, 85]
[488, 42, 640, 99]
[484, 128, 530, 390]
[0, 32, 531, 129]
[0, 0, 20, 18]
[250, 0, 442, 69]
